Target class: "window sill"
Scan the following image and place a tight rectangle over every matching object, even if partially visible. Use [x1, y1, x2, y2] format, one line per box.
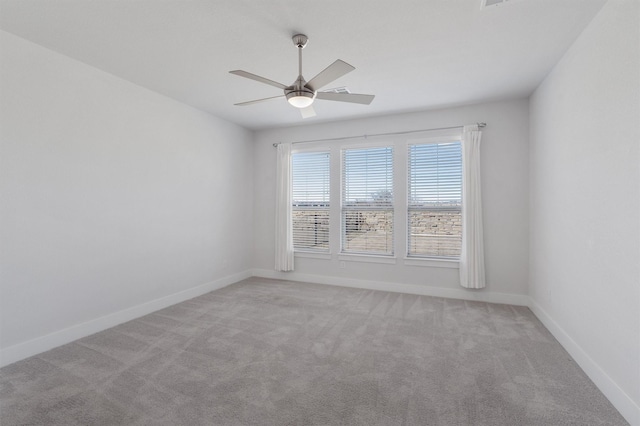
[338, 253, 397, 264]
[294, 251, 332, 260]
[403, 257, 459, 269]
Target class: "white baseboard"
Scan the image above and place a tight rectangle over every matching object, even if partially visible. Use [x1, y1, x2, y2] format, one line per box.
[0, 270, 252, 368]
[528, 298, 639, 426]
[251, 268, 530, 306]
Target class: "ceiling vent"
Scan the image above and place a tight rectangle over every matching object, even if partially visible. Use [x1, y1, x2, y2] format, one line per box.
[480, 0, 523, 9]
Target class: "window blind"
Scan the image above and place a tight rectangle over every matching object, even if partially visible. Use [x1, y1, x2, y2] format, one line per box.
[408, 141, 462, 258]
[342, 147, 394, 255]
[291, 151, 330, 252]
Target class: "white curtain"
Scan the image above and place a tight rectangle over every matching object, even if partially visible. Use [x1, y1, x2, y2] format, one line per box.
[275, 143, 294, 271]
[460, 125, 485, 289]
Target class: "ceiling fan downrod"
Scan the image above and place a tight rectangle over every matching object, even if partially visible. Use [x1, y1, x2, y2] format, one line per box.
[292, 33, 308, 77]
[286, 34, 315, 108]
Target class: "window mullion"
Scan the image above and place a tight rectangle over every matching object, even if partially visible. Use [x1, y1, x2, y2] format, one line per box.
[394, 141, 407, 258]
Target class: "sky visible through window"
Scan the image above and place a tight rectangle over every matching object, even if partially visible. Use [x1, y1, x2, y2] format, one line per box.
[409, 142, 462, 207]
[292, 152, 330, 206]
[292, 143, 462, 206]
[343, 147, 393, 205]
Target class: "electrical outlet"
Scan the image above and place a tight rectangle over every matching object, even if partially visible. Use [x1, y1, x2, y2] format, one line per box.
[340, 261, 346, 269]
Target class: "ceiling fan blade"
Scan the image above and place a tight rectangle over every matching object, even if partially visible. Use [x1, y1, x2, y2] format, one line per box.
[300, 105, 316, 119]
[305, 60, 355, 91]
[234, 95, 285, 106]
[315, 92, 375, 105]
[229, 70, 287, 90]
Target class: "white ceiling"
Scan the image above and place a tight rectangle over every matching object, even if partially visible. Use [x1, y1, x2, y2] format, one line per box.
[0, 0, 606, 130]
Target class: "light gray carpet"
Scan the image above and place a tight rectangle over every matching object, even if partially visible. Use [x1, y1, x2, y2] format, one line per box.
[0, 277, 628, 425]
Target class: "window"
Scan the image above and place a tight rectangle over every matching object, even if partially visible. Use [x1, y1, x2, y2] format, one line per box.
[342, 146, 394, 255]
[291, 151, 330, 252]
[407, 141, 462, 258]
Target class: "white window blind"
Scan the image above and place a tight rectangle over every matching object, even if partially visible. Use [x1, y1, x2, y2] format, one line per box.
[408, 141, 462, 258]
[342, 147, 394, 255]
[291, 151, 330, 252]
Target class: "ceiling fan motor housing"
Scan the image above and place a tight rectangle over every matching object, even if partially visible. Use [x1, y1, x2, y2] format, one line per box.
[285, 75, 315, 108]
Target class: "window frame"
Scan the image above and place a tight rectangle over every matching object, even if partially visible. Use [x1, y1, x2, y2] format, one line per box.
[286, 130, 464, 266]
[291, 148, 331, 255]
[406, 136, 463, 260]
[340, 143, 395, 257]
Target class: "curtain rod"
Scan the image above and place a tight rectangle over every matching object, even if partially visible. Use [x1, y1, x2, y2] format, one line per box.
[272, 122, 486, 147]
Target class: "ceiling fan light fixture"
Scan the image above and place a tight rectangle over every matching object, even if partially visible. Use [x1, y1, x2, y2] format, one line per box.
[287, 95, 314, 108]
[286, 91, 315, 108]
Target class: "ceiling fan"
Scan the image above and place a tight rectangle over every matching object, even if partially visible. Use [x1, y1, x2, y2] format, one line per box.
[229, 34, 375, 118]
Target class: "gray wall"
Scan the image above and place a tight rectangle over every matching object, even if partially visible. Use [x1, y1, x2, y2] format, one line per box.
[0, 31, 254, 362]
[528, 0, 639, 422]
